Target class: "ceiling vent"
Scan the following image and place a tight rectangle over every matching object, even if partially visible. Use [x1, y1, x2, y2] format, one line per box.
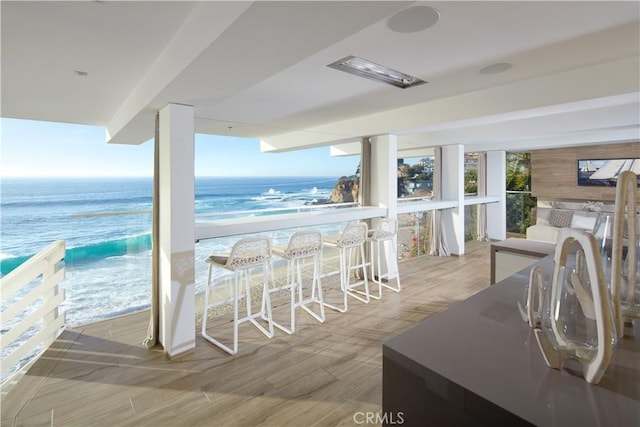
[328, 55, 426, 89]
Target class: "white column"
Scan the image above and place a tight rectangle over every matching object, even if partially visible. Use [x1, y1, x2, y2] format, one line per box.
[370, 135, 398, 277]
[441, 144, 465, 255]
[370, 134, 398, 218]
[158, 103, 195, 357]
[486, 150, 507, 240]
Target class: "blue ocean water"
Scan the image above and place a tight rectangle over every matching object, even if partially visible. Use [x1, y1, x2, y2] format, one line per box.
[0, 176, 339, 356]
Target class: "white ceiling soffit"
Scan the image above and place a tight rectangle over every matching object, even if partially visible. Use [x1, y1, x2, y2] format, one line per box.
[107, 1, 412, 144]
[260, 36, 640, 151]
[1, 1, 639, 153]
[1, 1, 199, 128]
[280, 56, 640, 154]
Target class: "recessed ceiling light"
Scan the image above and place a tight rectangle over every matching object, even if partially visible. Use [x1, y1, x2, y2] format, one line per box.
[478, 63, 513, 75]
[327, 56, 426, 89]
[387, 6, 440, 33]
[74, 70, 89, 77]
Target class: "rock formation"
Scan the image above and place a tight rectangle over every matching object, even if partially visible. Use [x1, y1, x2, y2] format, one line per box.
[328, 176, 359, 203]
[311, 176, 359, 204]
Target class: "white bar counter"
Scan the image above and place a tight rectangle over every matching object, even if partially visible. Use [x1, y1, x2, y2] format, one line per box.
[195, 206, 386, 240]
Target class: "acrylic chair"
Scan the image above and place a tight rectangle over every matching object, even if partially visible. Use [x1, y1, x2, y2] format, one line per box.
[201, 237, 274, 355]
[322, 222, 370, 313]
[270, 230, 325, 334]
[368, 218, 401, 299]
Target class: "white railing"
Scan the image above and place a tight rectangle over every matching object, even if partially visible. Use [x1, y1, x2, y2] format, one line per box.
[1, 240, 66, 383]
[196, 205, 384, 240]
[197, 201, 358, 221]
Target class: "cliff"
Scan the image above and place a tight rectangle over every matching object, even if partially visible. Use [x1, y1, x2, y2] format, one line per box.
[312, 176, 359, 204]
[328, 176, 359, 203]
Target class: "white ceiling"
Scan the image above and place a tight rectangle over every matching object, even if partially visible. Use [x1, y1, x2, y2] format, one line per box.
[2, 1, 639, 156]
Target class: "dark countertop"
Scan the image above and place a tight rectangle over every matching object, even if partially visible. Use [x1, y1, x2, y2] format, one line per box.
[384, 256, 640, 426]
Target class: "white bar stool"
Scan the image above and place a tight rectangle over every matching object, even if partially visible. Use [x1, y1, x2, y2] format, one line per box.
[270, 230, 325, 334]
[368, 218, 401, 299]
[322, 222, 370, 313]
[201, 237, 274, 355]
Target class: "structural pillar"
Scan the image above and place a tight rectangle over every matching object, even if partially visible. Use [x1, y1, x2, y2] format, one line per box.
[370, 134, 399, 277]
[441, 144, 465, 255]
[370, 134, 398, 218]
[486, 151, 507, 240]
[158, 103, 195, 357]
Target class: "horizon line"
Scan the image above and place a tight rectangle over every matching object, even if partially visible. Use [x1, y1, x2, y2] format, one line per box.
[0, 174, 345, 179]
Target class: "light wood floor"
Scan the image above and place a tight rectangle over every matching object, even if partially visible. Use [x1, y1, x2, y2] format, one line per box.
[2, 241, 492, 427]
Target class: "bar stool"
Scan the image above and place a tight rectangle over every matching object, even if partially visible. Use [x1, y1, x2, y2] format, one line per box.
[323, 222, 370, 313]
[270, 230, 325, 334]
[201, 237, 274, 355]
[368, 218, 401, 299]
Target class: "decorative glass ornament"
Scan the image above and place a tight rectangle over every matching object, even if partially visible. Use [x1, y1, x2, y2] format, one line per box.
[534, 228, 614, 384]
[613, 171, 639, 325]
[519, 265, 545, 328]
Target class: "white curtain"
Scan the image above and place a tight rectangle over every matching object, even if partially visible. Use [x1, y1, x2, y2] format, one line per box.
[477, 152, 489, 241]
[143, 112, 160, 349]
[356, 137, 372, 279]
[429, 147, 450, 256]
[359, 137, 371, 207]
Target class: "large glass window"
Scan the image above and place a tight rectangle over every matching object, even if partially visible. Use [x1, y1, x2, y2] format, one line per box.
[464, 152, 480, 241]
[1, 176, 153, 381]
[1, 119, 155, 330]
[464, 152, 479, 196]
[194, 135, 361, 214]
[397, 211, 434, 259]
[1, 177, 153, 326]
[1, 119, 363, 379]
[506, 152, 536, 234]
[192, 136, 363, 301]
[397, 156, 435, 199]
[397, 154, 436, 259]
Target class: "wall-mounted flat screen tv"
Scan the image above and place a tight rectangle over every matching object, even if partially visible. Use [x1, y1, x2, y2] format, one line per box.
[577, 158, 640, 187]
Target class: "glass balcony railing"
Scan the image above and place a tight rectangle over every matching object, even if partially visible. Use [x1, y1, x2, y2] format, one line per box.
[506, 190, 536, 234]
[465, 204, 479, 242]
[397, 211, 434, 259]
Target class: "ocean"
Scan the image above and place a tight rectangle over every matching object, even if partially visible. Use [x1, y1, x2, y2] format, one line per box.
[1, 176, 344, 377]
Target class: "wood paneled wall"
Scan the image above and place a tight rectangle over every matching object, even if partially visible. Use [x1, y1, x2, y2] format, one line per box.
[531, 142, 640, 201]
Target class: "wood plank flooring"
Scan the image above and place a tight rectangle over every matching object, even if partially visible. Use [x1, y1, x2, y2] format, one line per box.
[1, 241, 492, 427]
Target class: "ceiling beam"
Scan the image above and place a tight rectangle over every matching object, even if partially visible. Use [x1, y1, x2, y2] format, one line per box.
[106, 2, 252, 144]
[259, 56, 640, 151]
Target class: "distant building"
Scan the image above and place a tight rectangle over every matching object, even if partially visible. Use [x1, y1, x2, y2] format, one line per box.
[464, 153, 478, 172]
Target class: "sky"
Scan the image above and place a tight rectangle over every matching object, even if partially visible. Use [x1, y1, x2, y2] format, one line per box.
[0, 118, 360, 178]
